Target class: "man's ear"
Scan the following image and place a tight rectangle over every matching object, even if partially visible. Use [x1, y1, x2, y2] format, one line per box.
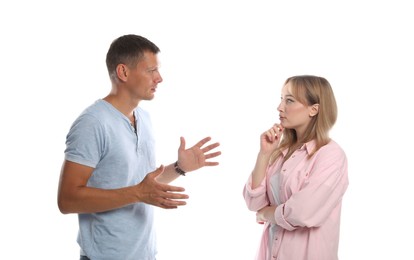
[116, 64, 128, 82]
[309, 104, 319, 117]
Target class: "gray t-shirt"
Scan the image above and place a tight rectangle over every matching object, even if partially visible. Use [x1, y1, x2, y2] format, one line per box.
[65, 99, 157, 260]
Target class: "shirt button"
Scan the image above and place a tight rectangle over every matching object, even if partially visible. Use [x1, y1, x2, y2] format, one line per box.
[292, 155, 295, 158]
[282, 169, 286, 172]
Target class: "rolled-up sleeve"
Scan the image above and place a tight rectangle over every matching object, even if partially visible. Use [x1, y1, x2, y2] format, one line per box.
[243, 174, 270, 212]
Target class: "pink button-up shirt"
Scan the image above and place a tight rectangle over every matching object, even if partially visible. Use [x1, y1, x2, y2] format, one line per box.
[244, 140, 348, 260]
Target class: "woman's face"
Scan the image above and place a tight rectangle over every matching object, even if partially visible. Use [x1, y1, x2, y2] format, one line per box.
[277, 83, 318, 137]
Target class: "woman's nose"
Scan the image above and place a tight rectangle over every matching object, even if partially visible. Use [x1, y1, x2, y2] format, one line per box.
[277, 102, 283, 112]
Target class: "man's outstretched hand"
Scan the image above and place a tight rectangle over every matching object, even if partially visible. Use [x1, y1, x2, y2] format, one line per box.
[135, 165, 189, 209]
[177, 136, 221, 173]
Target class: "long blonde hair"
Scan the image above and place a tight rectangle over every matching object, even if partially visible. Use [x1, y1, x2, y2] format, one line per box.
[270, 75, 338, 163]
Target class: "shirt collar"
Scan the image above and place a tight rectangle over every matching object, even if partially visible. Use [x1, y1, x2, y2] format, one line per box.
[281, 140, 316, 156]
[302, 140, 316, 154]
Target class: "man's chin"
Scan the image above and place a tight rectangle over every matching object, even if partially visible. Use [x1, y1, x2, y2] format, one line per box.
[144, 94, 155, 101]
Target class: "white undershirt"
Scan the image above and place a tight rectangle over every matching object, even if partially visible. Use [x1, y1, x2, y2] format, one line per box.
[267, 170, 282, 260]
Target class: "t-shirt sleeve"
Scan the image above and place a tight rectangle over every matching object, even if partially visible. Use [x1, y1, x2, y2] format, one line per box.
[64, 114, 104, 168]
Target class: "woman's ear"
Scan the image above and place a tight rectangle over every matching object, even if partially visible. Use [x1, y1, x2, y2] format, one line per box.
[309, 104, 319, 117]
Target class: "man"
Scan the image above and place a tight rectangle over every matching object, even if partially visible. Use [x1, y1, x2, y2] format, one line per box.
[57, 34, 221, 260]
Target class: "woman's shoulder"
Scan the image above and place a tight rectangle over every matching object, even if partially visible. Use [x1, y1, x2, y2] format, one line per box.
[317, 139, 347, 160]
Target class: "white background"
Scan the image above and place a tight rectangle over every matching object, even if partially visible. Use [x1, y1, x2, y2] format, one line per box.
[1, 0, 413, 259]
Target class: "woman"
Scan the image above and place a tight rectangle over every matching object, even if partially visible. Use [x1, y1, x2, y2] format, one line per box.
[243, 75, 348, 260]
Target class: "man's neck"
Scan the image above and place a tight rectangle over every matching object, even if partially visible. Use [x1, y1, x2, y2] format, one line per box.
[103, 94, 139, 120]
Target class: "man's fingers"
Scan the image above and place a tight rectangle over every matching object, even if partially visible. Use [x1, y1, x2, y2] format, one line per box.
[155, 195, 188, 209]
[158, 184, 189, 200]
[161, 183, 186, 193]
[195, 136, 212, 148]
[204, 161, 220, 167]
[150, 165, 165, 178]
[201, 142, 220, 153]
[178, 136, 186, 151]
[205, 151, 222, 160]
[161, 189, 189, 199]
[161, 198, 187, 207]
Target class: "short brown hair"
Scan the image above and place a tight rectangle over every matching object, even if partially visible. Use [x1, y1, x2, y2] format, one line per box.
[106, 34, 160, 82]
